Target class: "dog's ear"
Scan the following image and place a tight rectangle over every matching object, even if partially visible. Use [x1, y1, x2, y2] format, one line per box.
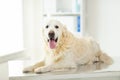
[62, 25, 68, 38]
[61, 24, 73, 41]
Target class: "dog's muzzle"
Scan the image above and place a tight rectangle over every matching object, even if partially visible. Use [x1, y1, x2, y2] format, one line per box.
[48, 31, 58, 49]
[48, 31, 55, 39]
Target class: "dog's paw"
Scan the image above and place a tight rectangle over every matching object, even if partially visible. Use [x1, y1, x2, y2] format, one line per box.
[34, 66, 51, 74]
[23, 66, 34, 73]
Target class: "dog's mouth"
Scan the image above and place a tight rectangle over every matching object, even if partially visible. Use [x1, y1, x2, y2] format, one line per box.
[48, 37, 58, 49]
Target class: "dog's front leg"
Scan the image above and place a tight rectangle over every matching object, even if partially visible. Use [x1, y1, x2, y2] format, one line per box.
[34, 63, 77, 74]
[34, 65, 53, 74]
[23, 61, 45, 73]
[34, 53, 77, 73]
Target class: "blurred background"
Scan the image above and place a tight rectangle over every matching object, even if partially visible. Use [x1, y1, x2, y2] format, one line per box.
[0, 0, 120, 79]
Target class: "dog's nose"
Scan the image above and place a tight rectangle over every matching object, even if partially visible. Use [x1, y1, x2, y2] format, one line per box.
[48, 31, 55, 38]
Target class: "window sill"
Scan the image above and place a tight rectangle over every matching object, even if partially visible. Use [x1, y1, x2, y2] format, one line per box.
[0, 49, 26, 63]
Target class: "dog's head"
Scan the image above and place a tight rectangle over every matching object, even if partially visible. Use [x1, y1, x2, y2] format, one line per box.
[42, 19, 67, 49]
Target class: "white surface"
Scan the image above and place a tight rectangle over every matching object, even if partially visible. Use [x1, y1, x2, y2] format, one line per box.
[9, 57, 120, 80]
[43, 12, 80, 16]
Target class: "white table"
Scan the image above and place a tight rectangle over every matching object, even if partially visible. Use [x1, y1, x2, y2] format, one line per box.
[9, 57, 120, 80]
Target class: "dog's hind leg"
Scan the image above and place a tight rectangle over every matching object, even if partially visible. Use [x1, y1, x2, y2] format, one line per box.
[99, 52, 113, 65]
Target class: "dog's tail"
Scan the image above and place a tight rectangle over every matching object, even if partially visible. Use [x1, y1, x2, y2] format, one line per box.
[98, 51, 113, 65]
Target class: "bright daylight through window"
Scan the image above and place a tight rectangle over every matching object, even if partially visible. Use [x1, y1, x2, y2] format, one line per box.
[0, 0, 23, 56]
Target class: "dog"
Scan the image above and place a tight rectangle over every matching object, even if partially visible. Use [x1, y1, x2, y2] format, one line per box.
[23, 19, 113, 73]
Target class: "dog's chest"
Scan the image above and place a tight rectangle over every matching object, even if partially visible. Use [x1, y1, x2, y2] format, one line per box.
[45, 51, 76, 66]
[45, 54, 54, 65]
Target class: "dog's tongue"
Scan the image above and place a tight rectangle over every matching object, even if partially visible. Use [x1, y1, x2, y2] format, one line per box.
[49, 40, 56, 49]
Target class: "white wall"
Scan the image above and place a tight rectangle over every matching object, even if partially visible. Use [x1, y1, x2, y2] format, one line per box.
[86, 0, 120, 57]
[33, 0, 45, 61]
[23, 0, 35, 61]
[23, 0, 45, 63]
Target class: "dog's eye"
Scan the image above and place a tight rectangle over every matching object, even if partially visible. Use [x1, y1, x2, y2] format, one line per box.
[55, 25, 59, 29]
[45, 25, 49, 28]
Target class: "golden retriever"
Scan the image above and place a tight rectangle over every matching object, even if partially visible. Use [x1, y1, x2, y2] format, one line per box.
[23, 19, 113, 73]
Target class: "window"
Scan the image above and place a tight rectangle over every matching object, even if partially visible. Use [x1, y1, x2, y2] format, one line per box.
[0, 0, 23, 56]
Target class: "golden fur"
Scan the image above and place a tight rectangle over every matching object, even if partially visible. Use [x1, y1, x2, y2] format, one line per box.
[23, 19, 113, 73]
